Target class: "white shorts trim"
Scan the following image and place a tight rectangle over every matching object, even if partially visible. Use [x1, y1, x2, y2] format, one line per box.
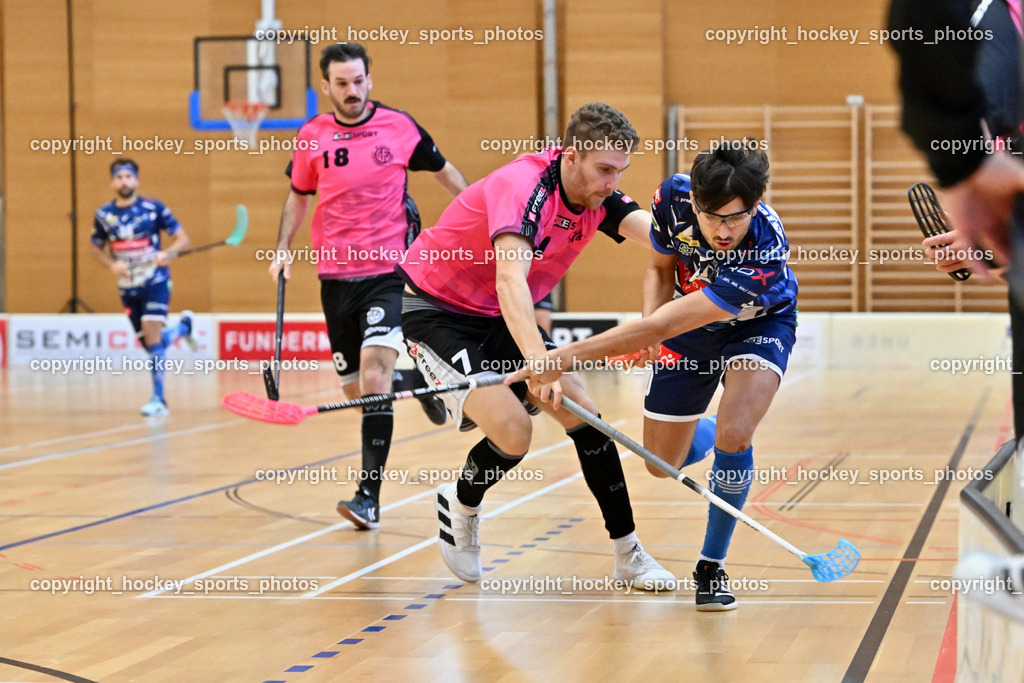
[642, 410, 703, 423]
[725, 353, 784, 380]
[406, 339, 483, 427]
[362, 326, 405, 355]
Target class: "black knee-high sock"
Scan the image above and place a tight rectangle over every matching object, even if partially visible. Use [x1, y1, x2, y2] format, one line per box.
[360, 402, 393, 500]
[455, 437, 522, 507]
[568, 422, 635, 539]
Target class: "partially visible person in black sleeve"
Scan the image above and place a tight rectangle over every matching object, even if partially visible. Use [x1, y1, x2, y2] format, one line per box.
[889, 0, 1024, 439]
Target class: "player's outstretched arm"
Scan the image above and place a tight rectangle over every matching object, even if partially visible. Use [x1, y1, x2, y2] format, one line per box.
[642, 248, 676, 317]
[493, 232, 563, 405]
[432, 161, 469, 196]
[269, 190, 310, 281]
[513, 291, 731, 392]
[617, 209, 655, 247]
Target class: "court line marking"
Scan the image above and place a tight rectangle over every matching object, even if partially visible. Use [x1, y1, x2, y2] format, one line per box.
[143, 595, 877, 605]
[139, 425, 625, 599]
[0, 422, 147, 455]
[0, 419, 246, 472]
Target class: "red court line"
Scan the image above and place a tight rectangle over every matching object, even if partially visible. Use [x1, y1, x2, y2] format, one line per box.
[750, 455, 904, 546]
[932, 595, 957, 682]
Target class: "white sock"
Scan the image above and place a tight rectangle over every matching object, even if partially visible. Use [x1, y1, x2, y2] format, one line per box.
[698, 554, 725, 569]
[613, 531, 640, 556]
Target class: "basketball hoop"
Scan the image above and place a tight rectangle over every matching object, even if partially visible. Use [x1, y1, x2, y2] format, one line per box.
[222, 101, 269, 148]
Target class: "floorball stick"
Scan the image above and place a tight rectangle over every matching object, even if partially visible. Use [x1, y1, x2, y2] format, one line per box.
[223, 373, 513, 425]
[172, 204, 249, 259]
[262, 272, 286, 401]
[558, 396, 860, 582]
[908, 183, 971, 281]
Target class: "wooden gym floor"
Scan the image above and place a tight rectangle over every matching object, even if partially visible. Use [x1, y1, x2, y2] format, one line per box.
[0, 357, 1010, 682]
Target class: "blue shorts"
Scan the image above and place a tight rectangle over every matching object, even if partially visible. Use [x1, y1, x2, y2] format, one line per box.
[644, 313, 797, 422]
[120, 279, 171, 336]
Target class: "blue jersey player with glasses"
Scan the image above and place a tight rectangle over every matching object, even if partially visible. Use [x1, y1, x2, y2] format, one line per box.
[514, 139, 798, 611]
[90, 158, 198, 416]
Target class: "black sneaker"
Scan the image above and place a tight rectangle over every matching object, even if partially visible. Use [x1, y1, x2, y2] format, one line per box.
[693, 560, 737, 611]
[336, 487, 380, 530]
[418, 394, 448, 425]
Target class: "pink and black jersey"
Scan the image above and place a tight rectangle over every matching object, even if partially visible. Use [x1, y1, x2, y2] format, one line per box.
[287, 101, 447, 280]
[398, 147, 640, 317]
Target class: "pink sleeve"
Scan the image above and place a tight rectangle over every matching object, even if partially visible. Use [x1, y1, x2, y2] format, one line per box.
[289, 125, 319, 194]
[483, 165, 542, 246]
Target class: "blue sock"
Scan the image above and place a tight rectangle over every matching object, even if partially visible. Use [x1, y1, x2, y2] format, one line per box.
[161, 320, 186, 347]
[700, 446, 754, 561]
[682, 416, 717, 467]
[149, 341, 166, 400]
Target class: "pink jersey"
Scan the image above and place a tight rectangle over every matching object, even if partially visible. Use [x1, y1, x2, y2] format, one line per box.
[288, 102, 446, 279]
[398, 147, 640, 316]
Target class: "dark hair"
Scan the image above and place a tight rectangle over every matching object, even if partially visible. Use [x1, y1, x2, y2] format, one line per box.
[109, 157, 138, 176]
[564, 102, 639, 156]
[319, 43, 370, 79]
[690, 138, 769, 211]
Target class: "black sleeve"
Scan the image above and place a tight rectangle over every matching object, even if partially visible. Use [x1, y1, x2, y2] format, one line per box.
[888, 0, 988, 186]
[596, 190, 641, 243]
[408, 123, 448, 172]
[974, 0, 1023, 138]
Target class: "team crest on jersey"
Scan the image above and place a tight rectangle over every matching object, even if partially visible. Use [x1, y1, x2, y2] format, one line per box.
[366, 307, 386, 325]
[373, 145, 393, 165]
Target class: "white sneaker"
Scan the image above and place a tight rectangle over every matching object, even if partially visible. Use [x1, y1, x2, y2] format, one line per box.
[436, 483, 482, 582]
[180, 310, 199, 352]
[614, 542, 677, 591]
[140, 396, 169, 417]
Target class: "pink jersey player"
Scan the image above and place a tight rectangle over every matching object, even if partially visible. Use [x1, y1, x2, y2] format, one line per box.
[400, 103, 677, 594]
[270, 43, 468, 532]
[288, 103, 447, 279]
[398, 147, 639, 316]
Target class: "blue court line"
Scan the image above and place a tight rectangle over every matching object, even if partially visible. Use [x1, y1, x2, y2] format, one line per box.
[0, 428, 444, 553]
[265, 517, 586, 681]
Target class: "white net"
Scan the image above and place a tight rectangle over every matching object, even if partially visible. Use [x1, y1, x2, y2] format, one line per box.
[222, 101, 269, 148]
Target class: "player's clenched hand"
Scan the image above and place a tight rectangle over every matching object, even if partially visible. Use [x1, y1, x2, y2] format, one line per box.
[504, 350, 567, 406]
[268, 258, 291, 282]
[109, 261, 129, 279]
[922, 233, 967, 274]
[527, 377, 563, 409]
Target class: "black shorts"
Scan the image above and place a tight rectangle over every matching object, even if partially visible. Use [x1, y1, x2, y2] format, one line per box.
[401, 293, 555, 424]
[321, 273, 405, 384]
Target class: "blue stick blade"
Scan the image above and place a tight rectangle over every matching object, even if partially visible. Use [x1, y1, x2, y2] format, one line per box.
[802, 538, 860, 582]
[225, 205, 248, 246]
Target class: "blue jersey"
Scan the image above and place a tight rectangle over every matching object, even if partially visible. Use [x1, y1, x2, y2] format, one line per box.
[650, 173, 798, 331]
[91, 197, 181, 291]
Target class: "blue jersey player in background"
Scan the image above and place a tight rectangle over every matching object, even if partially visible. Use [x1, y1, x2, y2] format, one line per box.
[90, 158, 197, 416]
[512, 139, 798, 611]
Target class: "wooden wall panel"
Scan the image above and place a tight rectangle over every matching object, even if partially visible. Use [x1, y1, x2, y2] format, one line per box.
[561, 0, 664, 314]
[3, 0, 540, 313]
[2, 0, 914, 314]
[2, 0, 74, 312]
